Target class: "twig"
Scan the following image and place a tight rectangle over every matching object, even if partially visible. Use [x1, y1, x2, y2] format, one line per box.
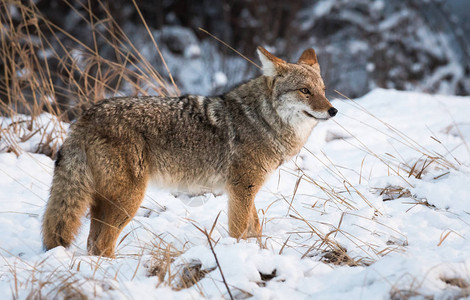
[204, 229, 234, 300]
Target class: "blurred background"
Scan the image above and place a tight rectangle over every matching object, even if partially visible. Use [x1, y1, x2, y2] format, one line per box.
[1, 0, 469, 119]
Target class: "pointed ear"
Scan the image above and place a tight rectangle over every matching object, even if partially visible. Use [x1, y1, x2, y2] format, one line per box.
[298, 48, 319, 68]
[257, 46, 286, 77]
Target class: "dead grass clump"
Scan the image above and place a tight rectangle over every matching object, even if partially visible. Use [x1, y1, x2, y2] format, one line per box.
[146, 241, 182, 283]
[403, 157, 435, 179]
[440, 276, 470, 297]
[319, 247, 361, 267]
[441, 276, 470, 289]
[146, 236, 215, 292]
[389, 288, 432, 300]
[0, 114, 67, 158]
[390, 276, 470, 300]
[386, 239, 409, 247]
[374, 185, 412, 201]
[298, 228, 372, 267]
[23, 271, 105, 300]
[371, 185, 437, 211]
[171, 260, 215, 290]
[47, 282, 89, 300]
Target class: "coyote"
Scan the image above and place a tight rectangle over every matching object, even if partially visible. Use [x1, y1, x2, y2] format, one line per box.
[42, 47, 337, 257]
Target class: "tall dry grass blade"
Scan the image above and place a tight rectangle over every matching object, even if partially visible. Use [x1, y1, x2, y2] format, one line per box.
[131, 0, 179, 94]
[198, 28, 261, 69]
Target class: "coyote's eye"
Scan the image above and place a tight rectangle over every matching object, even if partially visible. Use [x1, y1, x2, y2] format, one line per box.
[299, 88, 310, 94]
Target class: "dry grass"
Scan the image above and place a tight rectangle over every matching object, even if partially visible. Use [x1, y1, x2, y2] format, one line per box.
[25, 272, 92, 300]
[389, 275, 470, 300]
[2, 252, 116, 300]
[145, 237, 216, 292]
[266, 90, 468, 269]
[0, 0, 176, 158]
[440, 276, 470, 299]
[146, 240, 182, 283]
[171, 260, 216, 290]
[333, 91, 462, 180]
[441, 276, 470, 289]
[390, 288, 432, 300]
[374, 185, 412, 201]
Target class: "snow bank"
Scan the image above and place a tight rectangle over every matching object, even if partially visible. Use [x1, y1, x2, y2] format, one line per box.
[0, 89, 469, 299]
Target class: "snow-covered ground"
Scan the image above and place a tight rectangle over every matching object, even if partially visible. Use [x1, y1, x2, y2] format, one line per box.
[1, 89, 469, 299]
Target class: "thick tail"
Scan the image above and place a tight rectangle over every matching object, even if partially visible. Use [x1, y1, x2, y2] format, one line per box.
[42, 144, 93, 250]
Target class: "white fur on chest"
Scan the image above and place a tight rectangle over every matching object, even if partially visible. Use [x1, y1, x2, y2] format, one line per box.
[277, 103, 318, 141]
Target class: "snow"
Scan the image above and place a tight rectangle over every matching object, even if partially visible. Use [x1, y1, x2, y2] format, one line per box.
[1, 89, 470, 299]
[185, 44, 201, 59]
[213, 72, 228, 88]
[313, 1, 335, 17]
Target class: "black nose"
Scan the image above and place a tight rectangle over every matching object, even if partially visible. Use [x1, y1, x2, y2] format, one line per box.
[328, 107, 338, 117]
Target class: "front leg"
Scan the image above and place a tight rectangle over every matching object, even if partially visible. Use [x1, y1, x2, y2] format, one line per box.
[249, 204, 261, 236]
[227, 173, 264, 239]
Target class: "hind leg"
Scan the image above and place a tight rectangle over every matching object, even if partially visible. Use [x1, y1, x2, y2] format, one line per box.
[85, 136, 149, 257]
[87, 196, 105, 255]
[87, 182, 147, 257]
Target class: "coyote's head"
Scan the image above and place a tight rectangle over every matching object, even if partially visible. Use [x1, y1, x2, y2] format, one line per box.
[257, 46, 337, 122]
